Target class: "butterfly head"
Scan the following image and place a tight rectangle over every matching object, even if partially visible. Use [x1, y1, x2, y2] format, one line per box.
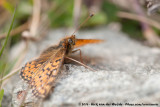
[59, 35, 76, 54]
[65, 35, 76, 54]
[67, 35, 76, 46]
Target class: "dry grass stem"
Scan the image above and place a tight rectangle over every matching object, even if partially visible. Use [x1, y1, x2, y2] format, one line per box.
[30, 0, 41, 37]
[117, 11, 160, 30]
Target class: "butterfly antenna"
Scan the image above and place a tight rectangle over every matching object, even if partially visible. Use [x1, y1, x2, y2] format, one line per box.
[72, 13, 94, 35]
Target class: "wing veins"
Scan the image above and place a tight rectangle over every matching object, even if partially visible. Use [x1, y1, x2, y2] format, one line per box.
[29, 48, 63, 84]
[33, 49, 66, 97]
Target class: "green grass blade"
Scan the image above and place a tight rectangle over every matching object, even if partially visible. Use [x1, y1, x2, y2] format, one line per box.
[0, 89, 4, 107]
[0, 6, 17, 57]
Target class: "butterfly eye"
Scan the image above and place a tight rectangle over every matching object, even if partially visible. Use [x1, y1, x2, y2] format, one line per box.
[68, 39, 73, 44]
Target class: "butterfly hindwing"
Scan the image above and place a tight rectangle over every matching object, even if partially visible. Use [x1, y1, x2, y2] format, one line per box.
[30, 48, 66, 98]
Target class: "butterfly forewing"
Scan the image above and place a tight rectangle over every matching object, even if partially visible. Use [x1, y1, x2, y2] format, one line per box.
[74, 39, 104, 48]
[20, 61, 41, 83]
[20, 45, 59, 83]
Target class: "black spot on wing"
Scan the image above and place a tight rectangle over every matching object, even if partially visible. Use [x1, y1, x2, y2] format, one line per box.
[47, 67, 50, 71]
[55, 59, 61, 62]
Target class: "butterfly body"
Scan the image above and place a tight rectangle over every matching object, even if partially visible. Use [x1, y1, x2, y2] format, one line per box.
[20, 35, 103, 98]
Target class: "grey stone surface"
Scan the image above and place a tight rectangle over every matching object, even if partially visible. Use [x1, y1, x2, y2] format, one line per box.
[3, 26, 160, 107]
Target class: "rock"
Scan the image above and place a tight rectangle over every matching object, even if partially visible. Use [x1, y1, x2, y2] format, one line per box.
[3, 26, 160, 107]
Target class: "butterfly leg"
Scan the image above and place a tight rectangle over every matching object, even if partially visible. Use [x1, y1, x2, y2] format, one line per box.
[72, 49, 83, 63]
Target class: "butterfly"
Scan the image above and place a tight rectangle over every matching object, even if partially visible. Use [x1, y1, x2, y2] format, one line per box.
[20, 35, 103, 98]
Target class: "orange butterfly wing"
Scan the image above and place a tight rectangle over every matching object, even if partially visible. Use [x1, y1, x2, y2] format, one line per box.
[20, 45, 59, 83]
[74, 39, 104, 48]
[20, 61, 41, 83]
[20, 45, 66, 98]
[31, 48, 66, 98]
